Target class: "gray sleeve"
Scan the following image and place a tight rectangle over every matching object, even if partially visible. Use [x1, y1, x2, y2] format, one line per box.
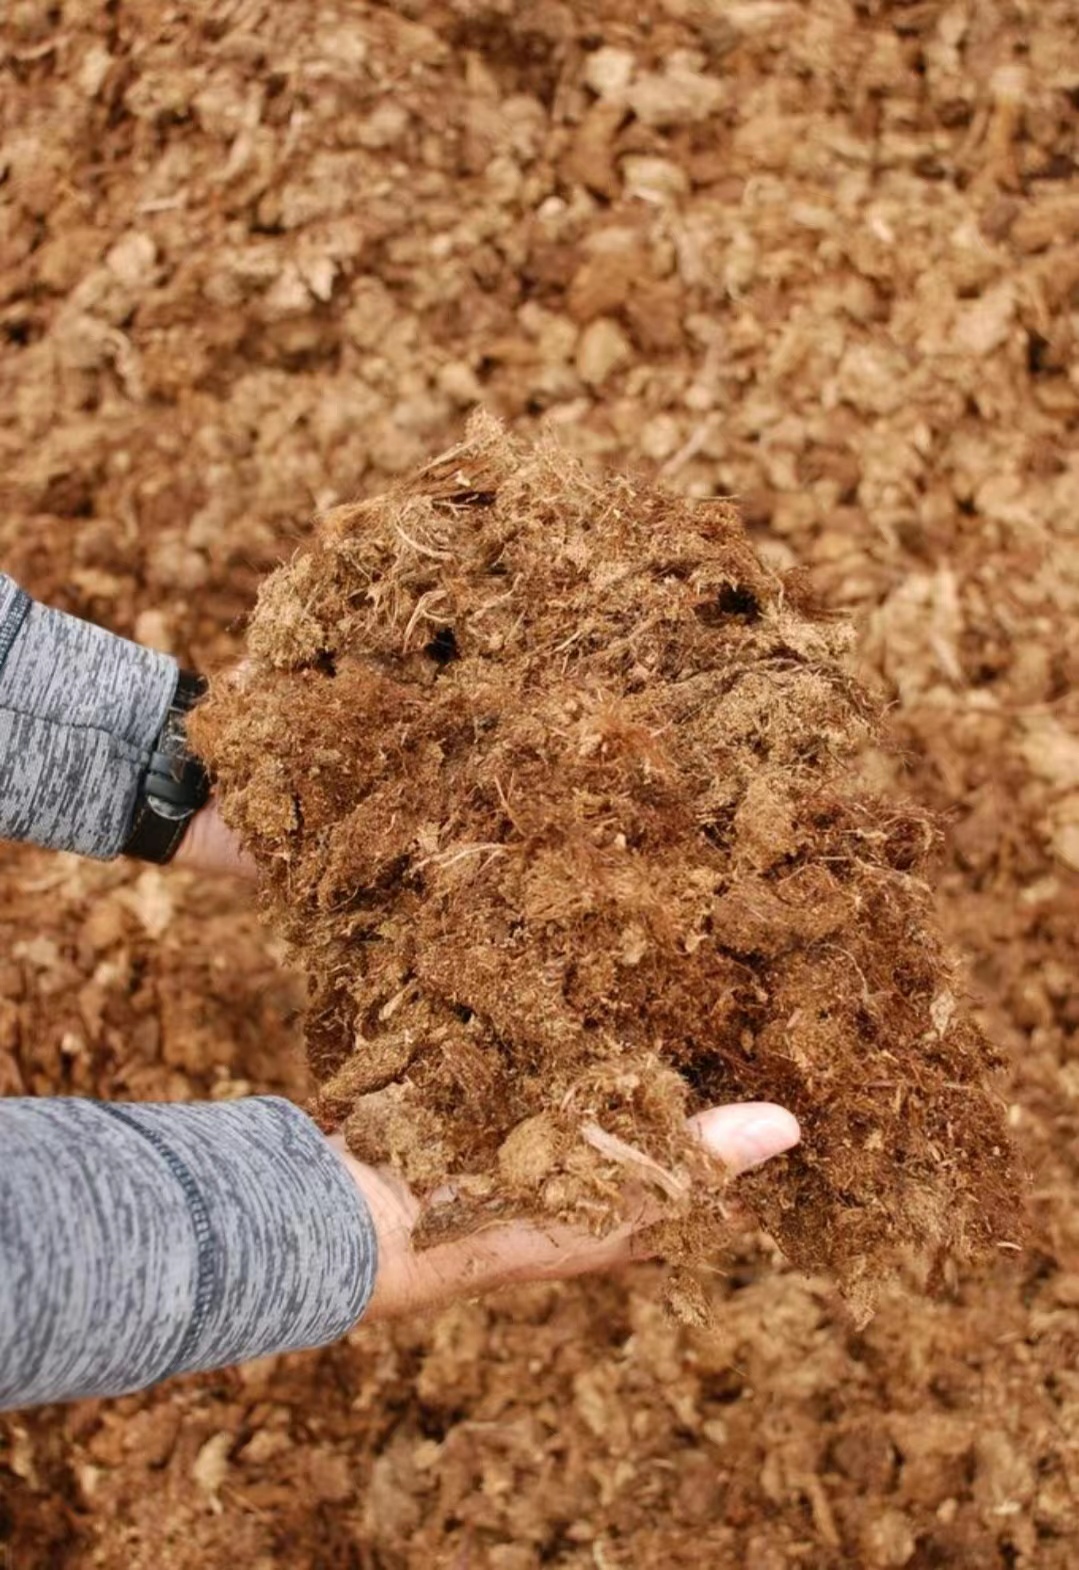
[0, 572, 179, 858]
[0, 1097, 378, 1411]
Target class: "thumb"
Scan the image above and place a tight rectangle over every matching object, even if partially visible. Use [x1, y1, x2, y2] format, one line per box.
[688, 1102, 801, 1177]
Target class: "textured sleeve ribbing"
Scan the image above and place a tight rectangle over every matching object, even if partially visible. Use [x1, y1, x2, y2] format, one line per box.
[0, 572, 179, 857]
[0, 1097, 378, 1411]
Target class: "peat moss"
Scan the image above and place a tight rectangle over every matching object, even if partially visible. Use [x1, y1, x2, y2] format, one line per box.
[192, 415, 1022, 1316]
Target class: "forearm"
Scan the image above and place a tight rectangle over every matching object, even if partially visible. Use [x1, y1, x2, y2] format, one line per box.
[0, 572, 178, 857]
[0, 1097, 377, 1411]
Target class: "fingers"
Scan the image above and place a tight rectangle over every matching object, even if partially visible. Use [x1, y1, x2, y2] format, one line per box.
[687, 1102, 801, 1177]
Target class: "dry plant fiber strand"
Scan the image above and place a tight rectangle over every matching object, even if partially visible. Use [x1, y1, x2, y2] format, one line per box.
[193, 414, 1023, 1320]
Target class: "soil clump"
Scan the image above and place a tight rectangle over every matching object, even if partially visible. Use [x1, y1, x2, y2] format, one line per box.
[194, 417, 1020, 1311]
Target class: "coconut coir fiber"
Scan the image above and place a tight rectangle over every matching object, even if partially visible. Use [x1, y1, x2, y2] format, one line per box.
[193, 415, 1021, 1316]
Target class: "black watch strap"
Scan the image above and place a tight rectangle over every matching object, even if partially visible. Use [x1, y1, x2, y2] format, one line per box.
[123, 670, 212, 864]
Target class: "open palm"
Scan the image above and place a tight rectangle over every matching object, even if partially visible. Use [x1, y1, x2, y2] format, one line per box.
[333, 1103, 799, 1321]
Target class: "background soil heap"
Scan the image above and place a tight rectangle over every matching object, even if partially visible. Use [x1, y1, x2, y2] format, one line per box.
[196, 415, 1019, 1311]
[2, 0, 1078, 1566]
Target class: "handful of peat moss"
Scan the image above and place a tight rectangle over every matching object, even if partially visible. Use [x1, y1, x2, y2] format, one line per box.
[193, 415, 1021, 1317]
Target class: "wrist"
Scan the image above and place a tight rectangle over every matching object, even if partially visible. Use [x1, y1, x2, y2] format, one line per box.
[122, 670, 211, 865]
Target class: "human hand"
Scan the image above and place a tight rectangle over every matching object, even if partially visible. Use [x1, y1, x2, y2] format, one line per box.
[172, 799, 256, 880]
[330, 1102, 800, 1322]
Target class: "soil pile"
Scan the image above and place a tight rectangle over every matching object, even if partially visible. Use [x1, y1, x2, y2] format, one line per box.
[194, 416, 1020, 1310]
[3, 0, 1077, 1563]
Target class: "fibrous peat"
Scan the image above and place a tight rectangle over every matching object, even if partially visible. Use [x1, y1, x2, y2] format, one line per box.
[194, 415, 1021, 1318]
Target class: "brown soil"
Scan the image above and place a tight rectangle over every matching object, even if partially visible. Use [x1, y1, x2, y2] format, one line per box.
[2, 0, 1078, 1566]
[194, 415, 1019, 1314]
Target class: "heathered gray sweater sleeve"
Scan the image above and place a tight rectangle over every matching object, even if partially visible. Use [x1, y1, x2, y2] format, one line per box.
[0, 572, 178, 857]
[0, 577, 378, 1409]
[0, 1097, 378, 1410]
